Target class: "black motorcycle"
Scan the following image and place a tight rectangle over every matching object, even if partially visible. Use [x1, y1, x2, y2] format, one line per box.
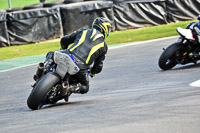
[27, 51, 82, 110]
[158, 26, 200, 70]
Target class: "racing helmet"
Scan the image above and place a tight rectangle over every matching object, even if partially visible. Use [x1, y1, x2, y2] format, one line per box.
[92, 17, 112, 38]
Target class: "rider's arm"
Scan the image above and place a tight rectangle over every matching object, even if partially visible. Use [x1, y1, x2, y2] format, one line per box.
[91, 56, 104, 74]
[186, 22, 200, 43]
[91, 45, 108, 74]
[60, 28, 88, 49]
[186, 22, 197, 29]
[60, 32, 77, 49]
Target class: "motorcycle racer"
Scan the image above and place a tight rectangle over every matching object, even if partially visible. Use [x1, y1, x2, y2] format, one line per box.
[185, 15, 200, 58]
[43, 17, 112, 100]
[186, 15, 200, 43]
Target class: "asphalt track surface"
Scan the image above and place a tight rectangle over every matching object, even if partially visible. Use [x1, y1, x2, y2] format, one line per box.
[0, 37, 200, 133]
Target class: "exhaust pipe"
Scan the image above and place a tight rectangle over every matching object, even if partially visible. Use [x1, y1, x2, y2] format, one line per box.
[33, 62, 44, 81]
[61, 81, 69, 96]
[62, 81, 69, 89]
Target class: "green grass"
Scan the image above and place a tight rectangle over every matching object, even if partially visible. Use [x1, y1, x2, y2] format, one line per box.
[106, 21, 192, 44]
[0, 41, 60, 60]
[0, 20, 197, 60]
[0, 0, 61, 9]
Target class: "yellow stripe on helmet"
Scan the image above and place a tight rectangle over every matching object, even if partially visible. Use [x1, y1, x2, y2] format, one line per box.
[100, 22, 111, 38]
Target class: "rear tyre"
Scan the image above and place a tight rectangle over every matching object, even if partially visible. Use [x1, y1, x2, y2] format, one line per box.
[158, 42, 183, 70]
[27, 72, 60, 110]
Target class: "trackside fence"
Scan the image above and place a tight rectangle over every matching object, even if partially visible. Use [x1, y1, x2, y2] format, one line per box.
[0, 0, 199, 47]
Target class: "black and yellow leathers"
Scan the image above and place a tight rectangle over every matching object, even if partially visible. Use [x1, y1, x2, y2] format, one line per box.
[60, 28, 108, 74]
[59, 27, 108, 94]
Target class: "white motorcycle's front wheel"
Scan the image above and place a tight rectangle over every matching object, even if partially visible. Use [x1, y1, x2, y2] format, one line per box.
[158, 42, 183, 70]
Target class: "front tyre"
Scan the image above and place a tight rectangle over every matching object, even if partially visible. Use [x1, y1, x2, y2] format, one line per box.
[27, 72, 60, 110]
[158, 42, 183, 70]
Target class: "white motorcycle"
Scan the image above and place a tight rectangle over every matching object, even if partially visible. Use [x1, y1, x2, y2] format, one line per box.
[158, 25, 200, 70]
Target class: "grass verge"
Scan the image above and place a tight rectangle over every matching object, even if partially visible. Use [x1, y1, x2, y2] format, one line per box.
[0, 0, 59, 9]
[0, 20, 197, 60]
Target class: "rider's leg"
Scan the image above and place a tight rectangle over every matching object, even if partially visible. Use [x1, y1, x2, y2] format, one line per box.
[69, 69, 89, 94]
[63, 70, 89, 102]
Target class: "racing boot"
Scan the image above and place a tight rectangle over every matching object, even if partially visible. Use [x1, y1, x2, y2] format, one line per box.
[63, 83, 88, 102]
[63, 83, 81, 102]
[67, 83, 81, 93]
[67, 83, 89, 94]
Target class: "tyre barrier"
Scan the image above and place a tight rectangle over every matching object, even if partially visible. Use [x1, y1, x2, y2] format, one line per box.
[1, 0, 200, 47]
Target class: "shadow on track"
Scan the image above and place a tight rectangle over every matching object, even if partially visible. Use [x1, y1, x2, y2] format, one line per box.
[158, 63, 200, 72]
[29, 99, 95, 111]
[173, 63, 200, 70]
[42, 101, 81, 110]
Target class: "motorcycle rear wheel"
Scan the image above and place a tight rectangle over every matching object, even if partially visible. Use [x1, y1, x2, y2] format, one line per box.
[158, 42, 183, 70]
[27, 72, 60, 110]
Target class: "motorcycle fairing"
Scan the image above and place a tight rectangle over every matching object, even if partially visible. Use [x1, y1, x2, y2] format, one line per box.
[176, 27, 195, 41]
[54, 51, 80, 79]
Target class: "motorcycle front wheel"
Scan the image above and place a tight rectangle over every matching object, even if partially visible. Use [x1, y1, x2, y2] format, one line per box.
[158, 42, 183, 70]
[27, 72, 60, 110]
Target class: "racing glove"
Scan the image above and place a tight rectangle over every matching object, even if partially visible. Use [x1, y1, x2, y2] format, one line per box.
[89, 71, 96, 78]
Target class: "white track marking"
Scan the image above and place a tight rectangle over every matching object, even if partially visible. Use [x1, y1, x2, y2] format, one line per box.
[0, 63, 38, 73]
[190, 80, 200, 87]
[109, 36, 178, 50]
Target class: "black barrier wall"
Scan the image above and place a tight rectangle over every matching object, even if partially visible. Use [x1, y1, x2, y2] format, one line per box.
[0, 0, 200, 47]
[113, 0, 167, 30]
[0, 11, 9, 47]
[7, 7, 63, 46]
[166, 0, 200, 22]
[58, 1, 114, 35]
